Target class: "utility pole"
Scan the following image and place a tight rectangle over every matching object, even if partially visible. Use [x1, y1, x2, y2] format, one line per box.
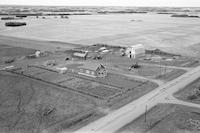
[145, 105, 147, 123]
[159, 57, 162, 77]
[159, 50, 162, 77]
[164, 63, 167, 78]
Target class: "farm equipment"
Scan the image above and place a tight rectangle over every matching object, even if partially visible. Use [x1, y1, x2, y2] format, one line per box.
[43, 105, 56, 116]
[128, 62, 140, 71]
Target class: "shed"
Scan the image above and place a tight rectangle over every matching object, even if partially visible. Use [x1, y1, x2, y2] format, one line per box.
[99, 47, 107, 51]
[56, 67, 68, 74]
[72, 51, 88, 60]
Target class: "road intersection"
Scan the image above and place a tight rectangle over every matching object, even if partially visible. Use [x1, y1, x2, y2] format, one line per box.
[74, 65, 200, 133]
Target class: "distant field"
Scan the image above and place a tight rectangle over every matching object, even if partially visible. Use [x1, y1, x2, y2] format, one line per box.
[0, 14, 200, 56]
[117, 104, 200, 133]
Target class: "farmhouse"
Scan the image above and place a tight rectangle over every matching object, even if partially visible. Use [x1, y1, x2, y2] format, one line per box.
[78, 63, 107, 78]
[126, 44, 145, 58]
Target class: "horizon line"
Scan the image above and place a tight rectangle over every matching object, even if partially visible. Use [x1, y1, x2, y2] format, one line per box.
[0, 4, 200, 8]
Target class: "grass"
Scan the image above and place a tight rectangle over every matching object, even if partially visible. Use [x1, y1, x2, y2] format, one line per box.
[100, 54, 187, 81]
[13, 63, 158, 109]
[0, 71, 97, 133]
[0, 45, 36, 57]
[155, 69, 186, 81]
[174, 77, 200, 104]
[117, 104, 200, 133]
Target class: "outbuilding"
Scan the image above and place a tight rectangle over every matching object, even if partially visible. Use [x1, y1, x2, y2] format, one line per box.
[35, 50, 41, 57]
[72, 51, 88, 60]
[126, 44, 145, 58]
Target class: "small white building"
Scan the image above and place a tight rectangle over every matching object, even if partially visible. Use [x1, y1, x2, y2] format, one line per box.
[72, 51, 88, 60]
[99, 47, 107, 51]
[126, 44, 145, 58]
[56, 67, 68, 74]
[35, 50, 41, 57]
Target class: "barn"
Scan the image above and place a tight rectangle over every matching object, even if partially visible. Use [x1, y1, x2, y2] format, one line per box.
[126, 44, 145, 58]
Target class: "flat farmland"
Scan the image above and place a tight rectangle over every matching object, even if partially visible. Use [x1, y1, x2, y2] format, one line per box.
[23, 67, 48, 76]
[21, 66, 60, 82]
[0, 71, 98, 133]
[36, 71, 60, 82]
[10, 65, 158, 113]
[13, 66, 158, 102]
[139, 56, 200, 67]
[174, 77, 200, 104]
[117, 104, 200, 133]
[15, 67, 122, 99]
[60, 77, 121, 99]
[155, 69, 186, 81]
[1, 14, 200, 57]
[96, 73, 144, 89]
[0, 44, 36, 65]
[0, 44, 36, 57]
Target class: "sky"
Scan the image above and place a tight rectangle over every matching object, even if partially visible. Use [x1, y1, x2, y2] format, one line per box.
[0, 0, 200, 7]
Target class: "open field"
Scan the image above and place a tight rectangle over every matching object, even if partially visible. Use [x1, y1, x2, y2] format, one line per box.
[155, 69, 186, 82]
[0, 44, 36, 65]
[1, 14, 200, 57]
[101, 53, 198, 68]
[174, 78, 200, 104]
[0, 35, 81, 52]
[138, 55, 200, 67]
[0, 71, 101, 133]
[117, 104, 200, 133]
[0, 44, 36, 57]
